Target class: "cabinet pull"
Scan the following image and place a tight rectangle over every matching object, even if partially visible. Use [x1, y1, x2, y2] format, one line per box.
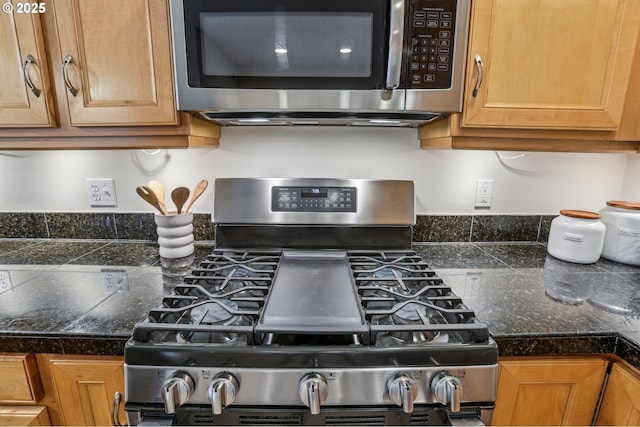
[62, 54, 79, 97]
[112, 391, 128, 426]
[22, 54, 41, 97]
[472, 54, 484, 97]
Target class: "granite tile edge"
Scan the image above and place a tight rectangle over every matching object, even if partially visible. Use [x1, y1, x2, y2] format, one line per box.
[494, 333, 618, 358]
[1, 332, 637, 362]
[0, 333, 128, 356]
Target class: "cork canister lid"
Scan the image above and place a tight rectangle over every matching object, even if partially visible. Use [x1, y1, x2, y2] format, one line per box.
[559, 210, 602, 220]
[606, 200, 640, 210]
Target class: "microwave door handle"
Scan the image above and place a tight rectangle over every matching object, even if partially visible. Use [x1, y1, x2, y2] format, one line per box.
[386, 0, 405, 89]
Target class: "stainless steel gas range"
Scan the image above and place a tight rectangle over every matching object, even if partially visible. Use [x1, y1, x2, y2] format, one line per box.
[123, 178, 498, 426]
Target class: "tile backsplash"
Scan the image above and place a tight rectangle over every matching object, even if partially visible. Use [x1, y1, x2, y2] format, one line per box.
[0, 212, 555, 243]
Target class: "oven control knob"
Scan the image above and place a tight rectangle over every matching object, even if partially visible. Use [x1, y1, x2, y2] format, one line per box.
[387, 373, 418, 413]
[299, 373, 328, 415]
[431, 372, 462, 413]
[208, 373, 239, 415]
[161, 372, 195, 414]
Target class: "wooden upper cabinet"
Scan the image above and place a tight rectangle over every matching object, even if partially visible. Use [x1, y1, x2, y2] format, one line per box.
[492, 357, 608, 426]
[596, 362, 640, 426]
[0, 3, 55, 127]
[462, 0, 640, 131]
[52, 0, 178, 126]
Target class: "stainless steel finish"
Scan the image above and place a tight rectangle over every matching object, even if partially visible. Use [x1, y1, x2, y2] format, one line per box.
[160, 372, 195, 415]
[22, 54, 41, 97]
[125, 364, 498, 407]
[448, 416, 485, 427]
[137, 416, 174, 426]
[112, 392, 126, 426]
[472, 54, 484, 98]
[385, 0, 405, 90]
[298, 373, 329, 415]
[256, 251, 366, 335]
[386, 373, 418, 413]
[212, 178, 415, 226]
[404, 0, 471, 113]
[208, 373, 239, 415]
[169, 0, 470, 124]
[432, 372, 463, 413]
[62, 54, 78, 97]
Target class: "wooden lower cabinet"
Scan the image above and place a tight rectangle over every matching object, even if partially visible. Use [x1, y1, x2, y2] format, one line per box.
[0, 406, 51, 426]
[596, 362, 640, 426]
[0, 353, 44, 403]
[37, 354, 125, 426]
[492, 356, 609, 426]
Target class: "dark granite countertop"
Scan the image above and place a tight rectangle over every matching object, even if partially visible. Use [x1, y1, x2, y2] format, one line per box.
[0, 239, 638, 367]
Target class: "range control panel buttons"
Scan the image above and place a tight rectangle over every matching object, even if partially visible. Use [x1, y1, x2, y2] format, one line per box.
[272, 187, 357, 213]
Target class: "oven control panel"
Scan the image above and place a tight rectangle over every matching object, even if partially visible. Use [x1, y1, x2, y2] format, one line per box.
[272, 187, 356, 213]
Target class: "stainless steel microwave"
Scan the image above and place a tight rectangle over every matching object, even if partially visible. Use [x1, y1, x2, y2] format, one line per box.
[169, 0, 471, 126]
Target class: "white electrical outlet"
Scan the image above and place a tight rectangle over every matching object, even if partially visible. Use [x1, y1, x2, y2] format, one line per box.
[475, 179, 493, 208]
[0, 270, 13, 294]
[86, 178, 117, 207]
[102, 269, 129, 292]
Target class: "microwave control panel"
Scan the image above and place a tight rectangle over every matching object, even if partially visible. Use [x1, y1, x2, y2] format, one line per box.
[272, 187, 357, 213]
[408, 0, 457, 89]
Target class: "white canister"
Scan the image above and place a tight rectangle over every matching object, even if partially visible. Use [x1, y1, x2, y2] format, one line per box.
[599, 200, 640, 265]
[547, 210, 605, 264]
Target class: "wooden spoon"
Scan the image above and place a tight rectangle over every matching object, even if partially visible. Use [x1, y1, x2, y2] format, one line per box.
[171, 187, 190, 214]
[147, 180, 168, 216]
[184, 179, 209, 213]
[136, 186, 167, 215]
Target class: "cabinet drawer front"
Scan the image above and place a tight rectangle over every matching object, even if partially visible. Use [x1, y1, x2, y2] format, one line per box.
[0, 354, 44, 403]
[0, 405, 50, 426]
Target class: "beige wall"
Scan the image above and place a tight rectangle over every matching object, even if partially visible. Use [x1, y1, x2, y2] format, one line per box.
[0, 126, 635, 214]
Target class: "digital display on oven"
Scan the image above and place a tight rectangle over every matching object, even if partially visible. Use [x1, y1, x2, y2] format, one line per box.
[301, 188, 328, 198]
[272, 186, 356, 212]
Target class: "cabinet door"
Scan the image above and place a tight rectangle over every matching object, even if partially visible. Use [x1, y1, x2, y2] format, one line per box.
[492, 357, 608, 426]
[0, 406, 51, 426]
[596, 363, 640, 426]
[49, 358, 125, 426]
[53, 0, 178, 126]
[0, 353, 44, 403]
[463, 0, 640, 130]
[0, 2, 55, 127]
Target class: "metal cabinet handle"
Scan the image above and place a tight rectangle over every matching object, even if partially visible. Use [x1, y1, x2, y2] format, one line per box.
[62, 54, 79, 97]
[112, 391, 128, 426]
[22, 54, 41, 97]
[472, 54, 484, 97]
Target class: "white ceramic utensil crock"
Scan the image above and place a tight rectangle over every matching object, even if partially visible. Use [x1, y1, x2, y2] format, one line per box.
[154, 211, 195, 258]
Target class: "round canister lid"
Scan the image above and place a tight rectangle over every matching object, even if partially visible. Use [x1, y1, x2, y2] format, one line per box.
[559, 209, 602, 220]
[606, 200, 640, 210]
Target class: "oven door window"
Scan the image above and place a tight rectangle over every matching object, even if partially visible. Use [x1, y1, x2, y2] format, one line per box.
[183, 0, 388, 90]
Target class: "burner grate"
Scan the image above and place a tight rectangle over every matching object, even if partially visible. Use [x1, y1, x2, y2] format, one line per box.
[131, 249, 490, 346]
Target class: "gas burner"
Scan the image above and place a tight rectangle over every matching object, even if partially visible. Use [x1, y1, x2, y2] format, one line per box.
[177, 300, 253, 344]
[192, 300, 237, 324]
[374, 302, 450, 345]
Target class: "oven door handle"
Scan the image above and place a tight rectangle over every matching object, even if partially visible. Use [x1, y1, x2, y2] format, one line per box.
[385, 0, 405, 89]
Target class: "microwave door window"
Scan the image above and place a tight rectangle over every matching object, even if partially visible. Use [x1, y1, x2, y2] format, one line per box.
[198, 12, 376, 86]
